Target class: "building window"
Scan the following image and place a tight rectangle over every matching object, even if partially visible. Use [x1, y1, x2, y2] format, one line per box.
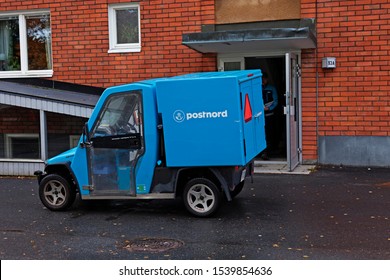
[0, 11, 52, 78]
[5, 134, 40, 159]
[0, 105, 41, 160]
[108, 3, 141, 53]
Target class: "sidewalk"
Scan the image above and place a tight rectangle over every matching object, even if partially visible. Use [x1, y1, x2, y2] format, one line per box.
[254, 161, 315, 174]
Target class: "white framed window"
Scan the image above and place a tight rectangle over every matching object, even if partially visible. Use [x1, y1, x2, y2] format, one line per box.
[108, 3, 141, 53]
[218, 57, 244, 71]
[0, 10, 53, 78]
[5, 134, 40, 159]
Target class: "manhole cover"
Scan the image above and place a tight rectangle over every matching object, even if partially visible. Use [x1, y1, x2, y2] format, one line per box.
[124, 237, 184, 253]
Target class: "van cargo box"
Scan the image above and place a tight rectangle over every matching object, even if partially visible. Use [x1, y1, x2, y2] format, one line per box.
[155, 70, 266, 167]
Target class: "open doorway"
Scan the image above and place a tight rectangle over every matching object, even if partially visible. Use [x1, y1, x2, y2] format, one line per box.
[245, 56, 287, 161]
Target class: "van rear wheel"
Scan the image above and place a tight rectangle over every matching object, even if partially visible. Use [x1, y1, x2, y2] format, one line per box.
[183, 178, 221, 217]
[39, 174, 76, 211]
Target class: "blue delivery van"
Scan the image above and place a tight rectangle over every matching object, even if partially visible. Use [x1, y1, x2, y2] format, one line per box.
[35, 70, 266, 217]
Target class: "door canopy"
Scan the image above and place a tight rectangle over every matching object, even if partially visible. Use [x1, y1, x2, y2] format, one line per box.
[182, 19, 316, 54]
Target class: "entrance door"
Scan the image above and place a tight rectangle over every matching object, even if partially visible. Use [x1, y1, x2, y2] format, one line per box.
[285, 53, 300, 171]
[244, 56, 286, 161]
[220, 54, 302, 169]
[87, 91, 143, 196]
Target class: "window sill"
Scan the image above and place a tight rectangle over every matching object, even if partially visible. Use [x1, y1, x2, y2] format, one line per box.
[108, 48, 141, 54]
[0, 70, 53, 78]
[0, 159, 44, 163]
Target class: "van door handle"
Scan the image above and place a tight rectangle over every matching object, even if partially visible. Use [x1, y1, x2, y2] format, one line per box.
[254, 112, 262, 118]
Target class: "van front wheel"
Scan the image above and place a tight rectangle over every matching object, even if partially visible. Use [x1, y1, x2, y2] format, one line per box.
[39, 174, 76, 211]
[183, 178, 221, 217]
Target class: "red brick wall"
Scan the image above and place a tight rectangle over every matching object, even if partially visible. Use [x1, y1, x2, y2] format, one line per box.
[301, 0, 390, 162]
[0, 0, 216, 88]
[0, 108, 85, 134]
[46, 112, 87, 134]
[4, 1, 388, 164]
[0, 107, 39, 134]
[301, 0, 319, 161]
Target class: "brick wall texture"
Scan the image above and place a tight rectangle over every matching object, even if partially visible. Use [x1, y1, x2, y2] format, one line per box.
[0, 0, 216, 87]
[0, 107, 85, 135]
[301, 0, 390, 161]
[2, 0, 389, 162]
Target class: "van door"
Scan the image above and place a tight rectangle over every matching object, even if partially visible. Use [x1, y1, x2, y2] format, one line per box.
[240, 77, 266, 161]
[87, 91, 143, 196]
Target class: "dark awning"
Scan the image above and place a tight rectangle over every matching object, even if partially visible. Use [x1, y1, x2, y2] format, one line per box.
[0, 81, 100, 118]
[182, 20, 317, 54]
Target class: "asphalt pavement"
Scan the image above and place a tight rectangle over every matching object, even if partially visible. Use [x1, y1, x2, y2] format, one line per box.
[0, 165, 389, 260]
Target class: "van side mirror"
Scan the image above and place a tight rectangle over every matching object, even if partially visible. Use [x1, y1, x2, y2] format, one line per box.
[80, 122, 92, 148]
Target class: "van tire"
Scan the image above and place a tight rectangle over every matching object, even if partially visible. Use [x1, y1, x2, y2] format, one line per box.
[39, 174, 76, 211]
[183, 178, 221, 217]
